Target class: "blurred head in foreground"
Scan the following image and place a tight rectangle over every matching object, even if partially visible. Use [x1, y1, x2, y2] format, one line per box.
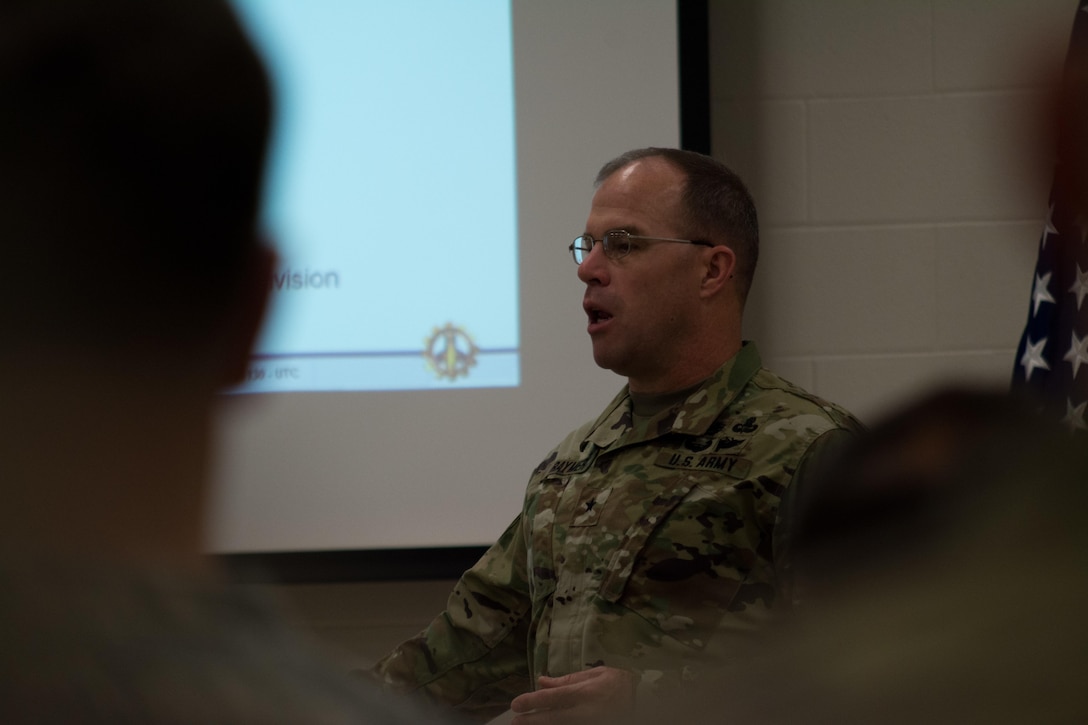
[0, 2, 451, 722]
[0, 0, 274, 564]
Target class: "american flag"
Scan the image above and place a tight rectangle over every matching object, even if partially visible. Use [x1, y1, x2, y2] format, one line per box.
[1012, 0, 1088, 434]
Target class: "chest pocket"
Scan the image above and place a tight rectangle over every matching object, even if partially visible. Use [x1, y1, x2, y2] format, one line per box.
[594, 472, 777, 649]
[597, 475, 695, 601]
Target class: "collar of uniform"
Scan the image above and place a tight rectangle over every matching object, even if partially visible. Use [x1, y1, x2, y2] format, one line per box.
[582, 341, 763, 450]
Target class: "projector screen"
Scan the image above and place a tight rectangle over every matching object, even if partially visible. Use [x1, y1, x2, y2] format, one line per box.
[208, 0, 684, 555]
[231, 0, 519, 393]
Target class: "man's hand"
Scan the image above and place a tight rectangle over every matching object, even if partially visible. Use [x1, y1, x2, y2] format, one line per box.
[509, 666, 636, 724]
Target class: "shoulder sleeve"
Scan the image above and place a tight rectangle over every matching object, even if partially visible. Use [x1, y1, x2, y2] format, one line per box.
[369, 515, 533, 722]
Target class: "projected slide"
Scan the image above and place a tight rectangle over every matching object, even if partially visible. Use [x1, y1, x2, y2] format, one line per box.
[231, 0, 518, 393]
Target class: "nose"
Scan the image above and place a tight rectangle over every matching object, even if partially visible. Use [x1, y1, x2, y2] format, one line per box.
[576, 240, 610, 286]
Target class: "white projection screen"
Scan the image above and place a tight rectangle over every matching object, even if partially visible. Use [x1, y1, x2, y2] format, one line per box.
[209, 0, 694, 574]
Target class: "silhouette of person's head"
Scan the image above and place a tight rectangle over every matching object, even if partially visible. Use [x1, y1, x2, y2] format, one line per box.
[0, 0, 273, 375]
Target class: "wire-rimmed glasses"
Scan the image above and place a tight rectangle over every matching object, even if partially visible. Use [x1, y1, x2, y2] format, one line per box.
[569, 230, 712, 264]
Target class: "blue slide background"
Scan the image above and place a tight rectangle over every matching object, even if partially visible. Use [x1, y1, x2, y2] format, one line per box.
[231, 1, 518, 392]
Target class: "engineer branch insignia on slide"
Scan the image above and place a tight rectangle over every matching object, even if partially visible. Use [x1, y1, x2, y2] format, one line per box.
[424, 323, 478, 381]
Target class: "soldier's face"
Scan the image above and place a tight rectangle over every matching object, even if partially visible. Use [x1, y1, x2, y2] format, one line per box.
[577, 158, 708, 392]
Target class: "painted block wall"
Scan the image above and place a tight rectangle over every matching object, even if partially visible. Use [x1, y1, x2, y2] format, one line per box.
[712, 0, 1074, 422]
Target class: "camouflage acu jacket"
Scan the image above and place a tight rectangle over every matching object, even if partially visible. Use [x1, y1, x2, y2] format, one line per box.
[373, 343, 861, 721]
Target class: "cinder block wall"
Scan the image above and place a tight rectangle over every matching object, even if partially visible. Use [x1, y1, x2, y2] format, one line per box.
[713, 0, 1073, 422]
[251, 1, 1077, 716]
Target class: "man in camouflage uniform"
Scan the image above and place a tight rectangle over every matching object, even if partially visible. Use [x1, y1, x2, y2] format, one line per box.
[373, 148, 861, 723]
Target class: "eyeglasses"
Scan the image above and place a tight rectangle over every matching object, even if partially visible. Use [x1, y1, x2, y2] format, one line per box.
[568, 230, 712, 264]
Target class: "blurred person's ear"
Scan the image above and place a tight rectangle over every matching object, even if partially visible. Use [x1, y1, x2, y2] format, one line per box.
[218, 238, 275, 387]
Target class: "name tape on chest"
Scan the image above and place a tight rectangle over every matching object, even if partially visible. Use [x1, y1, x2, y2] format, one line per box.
[544, 455, 596, 477]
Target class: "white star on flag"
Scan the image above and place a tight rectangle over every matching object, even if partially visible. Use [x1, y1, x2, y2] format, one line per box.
[1064, 332, 1088, 378]
[1020, 336, 1050, 381]
[1069, 264, 1088, 309]
[1062, 399, 1088, 433]
[1032, 272, 1055, 316]
[1043, 204, 1058, 248]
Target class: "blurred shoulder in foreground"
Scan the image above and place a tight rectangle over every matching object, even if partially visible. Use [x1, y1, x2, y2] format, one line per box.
[647, 387, 1088, 724]
[0, 0, 453, 721]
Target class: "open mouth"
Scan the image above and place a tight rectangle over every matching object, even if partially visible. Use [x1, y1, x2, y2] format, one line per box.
[589, 308, 613, 324]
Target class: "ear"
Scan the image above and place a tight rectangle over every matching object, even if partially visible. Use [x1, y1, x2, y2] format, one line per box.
[219, 238, 276, 386]
[699, 244, 738, 299]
